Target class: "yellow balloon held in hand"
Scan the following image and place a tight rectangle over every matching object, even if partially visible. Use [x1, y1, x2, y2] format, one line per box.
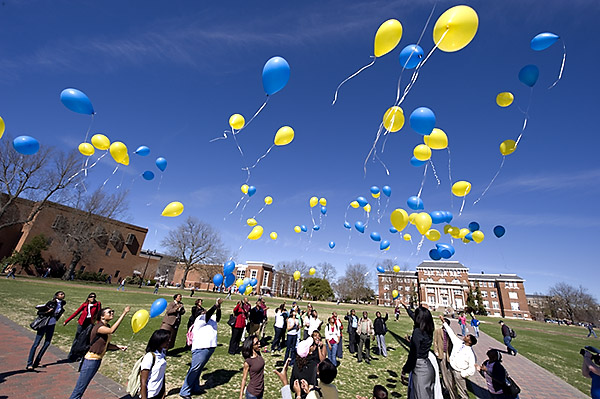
[500, 140, 517, 156]
[452, 181, 472, 197]
[319, 198, 327, 207]
[309, 267, 316, 276]
[413, 144, 432, 161]
[472, 230, 485, 243]
[293, 271, 301, 281]
[162, 201, 184, 217]
[350, 201, 360, 209]
[496, 92, 514, 107]
[241, 184, 249, 194]
[274, 126, 294, 146]
[78, 143, 95, 157]
[264, 196, 273, 205]
[433, 5, 479, 52]
[131, 309, 150, 334]
[109, 141, 128, 163]
[246, 218, 257, 227]
[247, 225, 264, 240]
[390, 208, 409, 232]
[91, 134, 110, 150]
[294, 225, 301, 233]
[374, 19, 403, 57]
[382, 106, 405, 132]
[270, 232, 278, 240]
[229, 113, 245, 130]
[423, 128, 448, 150]
[393, 265, 401, 273]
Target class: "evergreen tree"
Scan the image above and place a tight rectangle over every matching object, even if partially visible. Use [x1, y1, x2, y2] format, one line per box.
[7, 234, 48, 275]
[466, 287, 477, 313]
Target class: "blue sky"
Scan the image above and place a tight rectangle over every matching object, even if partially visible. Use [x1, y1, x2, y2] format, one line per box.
[1, 0, 599, 295]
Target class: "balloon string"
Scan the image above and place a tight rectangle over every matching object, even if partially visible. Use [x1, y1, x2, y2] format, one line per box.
[458, 196, 466, 216]
[473, 156, 506, 205]
[447, 147, 454, 209]
[332, 57, 376, 105]
[428, 159, 440, 186]
[416, 235, 425, 255]
[374, 153, 390, 176]
[417, 162, 428, 198]
[548, 39, 566, 90]
[378, 197, 390, 224]
[84, 114, 95, 143]
[242, 145, 274, 172]
[100, 166, 119, 190]
[116, 168, 125, 189]
[234, 95, 270, 136]
[515, 87, 533, 146]
[254, 205, 266, 218]
[375, 196, 382, 223]
[239, 198, 250, 222]
[363, 123, 385, 177]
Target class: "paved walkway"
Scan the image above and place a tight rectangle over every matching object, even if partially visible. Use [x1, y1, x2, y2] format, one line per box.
[446, 320, 588, 399]
[0, 314, 130, 399]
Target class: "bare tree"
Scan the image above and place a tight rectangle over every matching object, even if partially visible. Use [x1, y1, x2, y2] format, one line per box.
[161, 217, 227, 287]
[0, 137, 80, 230]
[316, 262, 336, 281]
[334, 263, 374, 303]
[275, 260, 308, 298]
[548, 282, 599, 323]
[277, 259, 309, 277]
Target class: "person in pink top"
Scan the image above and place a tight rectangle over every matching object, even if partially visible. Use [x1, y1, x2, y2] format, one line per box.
[458, 314, 467, 336]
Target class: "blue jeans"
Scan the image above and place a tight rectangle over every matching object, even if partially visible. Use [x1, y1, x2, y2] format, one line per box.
[180, 347, 215, 396]
[284, 334, 297, 365]
[27, 324, 55, 367]
[246, 392, 263, 399]
[272, 327, 284, 351]
[460, 323, 466, 336]
[504, 336, 517, 355]
[589, 329, 598, 338]
[327, 343, 338, 366]
[69, 358, 102, 399]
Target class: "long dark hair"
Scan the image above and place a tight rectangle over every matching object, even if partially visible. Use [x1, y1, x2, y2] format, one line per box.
[414, 306, 434, 336]
[241, 335, 259, 359]
[146, 329, 171, 353]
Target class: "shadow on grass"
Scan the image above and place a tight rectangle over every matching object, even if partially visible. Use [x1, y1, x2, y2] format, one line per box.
[203, 368, 241, 390]
[167, 346, 190, 357]
[467, 379, 491, 399]
[388, 330, 410, 352]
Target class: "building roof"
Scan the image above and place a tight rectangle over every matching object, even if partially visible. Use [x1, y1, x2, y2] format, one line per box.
[469, 273, 525, 282]
[378, 271, 417, 278]
[416, 261, 468, 270]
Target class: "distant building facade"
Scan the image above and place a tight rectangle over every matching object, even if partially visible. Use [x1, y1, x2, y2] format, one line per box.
[378, 261, 530, 319]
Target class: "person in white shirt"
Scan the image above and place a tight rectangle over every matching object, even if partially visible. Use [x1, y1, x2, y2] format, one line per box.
[439, 315, 477, 399]
[179, 298, 222, 399]
[140, 330, 170, 399]
[308, 310, 323, 337]
[325, 317, 341, 366]
[272, 306, 286, 352]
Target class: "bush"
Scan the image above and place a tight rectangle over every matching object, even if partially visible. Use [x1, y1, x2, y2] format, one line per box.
[74, 271, 108, 282]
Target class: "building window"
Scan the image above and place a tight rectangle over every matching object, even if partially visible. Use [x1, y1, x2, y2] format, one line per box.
[481, 291, 487, 297]
[492, 301, 499, 309]
[262, 271, 270, 287]
[114, 270, 120, 278]
[441, 297, 448, 306]
[427, 288, 435, 293]
[121, 251, 127, 259]
[511, 302, 520, 311]
[384, 293, 389, 299]
[105, 248, 111, 256]
[483, 301, 489, 308]
[250, 269, 258, 279]
[440, 289, 448, 295]
[384, 285, 390, 291]
[509, 292, 518, 299]
[405, 286, 410, 291]
[237, 269, 245, 279]
[453, 289, 462, 296]
[452, 279, 460, 284]
[491, 291, 497, 298]
[428, 296, 435, 304]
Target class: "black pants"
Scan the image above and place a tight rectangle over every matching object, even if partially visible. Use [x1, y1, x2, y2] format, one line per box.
[272, 326, 284, 351]
[357, 333, 371, 361]
[68, 322, 92, 361]
[348, 328, 358, 353]
[229, 327, 244, 354]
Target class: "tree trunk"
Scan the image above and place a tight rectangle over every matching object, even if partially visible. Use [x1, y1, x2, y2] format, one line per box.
[181, 265, 190, 288]
[62, 254, 81, 280]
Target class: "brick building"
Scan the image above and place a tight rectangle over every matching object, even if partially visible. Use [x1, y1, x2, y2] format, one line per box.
[378, 261, 530, 319]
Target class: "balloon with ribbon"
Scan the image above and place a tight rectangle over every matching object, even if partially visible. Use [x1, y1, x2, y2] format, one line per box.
[329, 241, 336, 249]
[142, 171, 155, 181]
[270, 232, 278, 240]
[399, 44, 424, 69]
[247, 225, 264, 240]
[380, 240, 390, 250]
[0, 116, 5, 139]
[293, 271, 301, 281]
[224, 260, 236, 275]
[263, 56, 291, 96]
[155, 157, 167, 172]
[149, 298, 167, 318]
[407, 196, 424, 211]
[60, 88, 95, 115]
[131, 309, 150, 334]
[432, 5, 479, 52]
[518, 65, 539, 87]
[377, 265, 385, 273]
[355, 221, 365, 233]
[409, 107, 436, 135]
[78, 143, 95, 157]
[309, 268, 316, 276]
[224, 273, 236, 287]
[496, 92, 514, 107]
[134, 146, 150, 156]
[91, 134, 110, 150]
[370, 232, 381, 242]
[382, 185, 392, 197]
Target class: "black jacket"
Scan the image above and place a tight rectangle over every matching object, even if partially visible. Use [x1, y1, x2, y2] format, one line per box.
[374, 314, 388, 335]
[249, 306, 264, 324]
[344, 314, 358, 332]
[37, 299, 66, 320]
[481, 359, 507, 393]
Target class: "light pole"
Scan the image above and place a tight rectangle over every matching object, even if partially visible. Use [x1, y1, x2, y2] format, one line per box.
[139, 250, 155, 288]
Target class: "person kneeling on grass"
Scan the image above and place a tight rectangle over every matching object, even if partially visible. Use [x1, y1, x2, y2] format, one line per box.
[140, 330, 170, 399]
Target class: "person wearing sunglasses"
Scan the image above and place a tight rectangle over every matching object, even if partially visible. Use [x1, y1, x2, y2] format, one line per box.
[64, 293, 102, 362]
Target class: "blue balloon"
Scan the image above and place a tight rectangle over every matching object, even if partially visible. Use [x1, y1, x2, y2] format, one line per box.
[429, 248, 442, 261]
[329, 241, 336, 249]
[376, 265, 386, 273]
[465, 232, 473, 241]
[370, 232, 381, 242]
[399, 44, 424, 69]
[444, 211, 454, 223]
[224, 273, 236, 287]
[313, 225, 320, 231]
[223, 260, 236, 275]
[410, 156, 427, 167]
[243, 277, 251, 285]
[430, 211, 445, 225]
[155, 157, 167, 172]
[380, 240, 390, 250]
[468, 222, 480, 232]
[320, 206, 327, 215]
[531, 32, 559, 51]
[436, 243, 455, 259]
[135, 146, 150, 156]
[247, 186, 257, 197]
[60, 88, 94, 115]
[409, 107, 436, 135]
[149, 298, 168, 318]
[250, 278, 258, 287]
[142, 171, 155, 181]
[370, 186, 380, 195]
[389, 227, 398, 234]
[355, 221, 365, 233]
[493, 225, 506, 238]
[356, 196, 368, 207]
[299, 225, 307, 232]
[239, 284, 247, 294]
[213, 273, 224, 286]
[519, 65, 539, 87]
[343, 222, 351, 229]
[382, 185, 392, 197]
[262, 56, 290, 95]
[13, 136, 40, 155]
[407, 196, 424, 211]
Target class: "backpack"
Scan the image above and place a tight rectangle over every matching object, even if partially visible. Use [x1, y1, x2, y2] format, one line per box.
[509, 327, 516, 338]
[127, 352, 156, 397]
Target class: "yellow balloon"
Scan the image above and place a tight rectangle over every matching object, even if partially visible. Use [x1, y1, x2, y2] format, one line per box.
[392, 289, 399, 298]
[459, 228, 470, 239]
[496, 92, 514, 107]
[119, 153, 130, 166]
[309, 267, 316, 276]
[229, 113, 245, 130]
[131, 309, 150, 334]
[472, 230, 485, 243]
[423, 128, 448, 150]
[390, 208, 409, 232]
[270, 232, 278, 240]
[500, 140, 517, 156]
[425, 229, 441, 241]
[350, 201, 360, 209]
[393, 265, 400, 273]
[161, 201, 184, 217]
[403, 233, 412, 241]
[245, 285, 253, 294]
[409, 213, 418, 225]
[374, 19, 403, 57]
[78, 143, 95, 157]
[415, 212, 433, 235]
[247, 225, 264, 240]
[382, 106, 405, 132]
[264, 196, 273, 205]
[294, 225, 301, 233]
[462, 238, 471, 244]
[293, 270, 301, 281]
[246, 218, 257, 226]
[443, 225, 451, 234]
[309, 196, 318, 208]
[241, 184, 249, 194]
[274, 126, 295, 146]
[372, 192, 380, 199]
[413, 144, 432, 161]
[91, 134, 110, 150]
[319, 198, 327, 206]
[364, 204, 371, 213]
[236, 278, 244, 287]
[109, 141, 128, 163]
[450, 227, 461, 239]
[0, 116, 5, 139]
[452, 181, 472, 197]
[433, 5, 479, 52]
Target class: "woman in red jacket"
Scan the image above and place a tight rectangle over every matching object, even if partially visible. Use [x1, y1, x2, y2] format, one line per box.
[228, 298, 250, 355]
[64, 293, 101, 362]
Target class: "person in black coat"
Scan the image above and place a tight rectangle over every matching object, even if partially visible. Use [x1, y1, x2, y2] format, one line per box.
[27, 291, 66, 369]
[477, 349, 511, 398]
[373, 311, 389, 357]
[344, 309, 359, 354]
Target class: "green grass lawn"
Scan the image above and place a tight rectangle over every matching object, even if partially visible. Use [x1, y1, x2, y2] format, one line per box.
[477, 315, 594, 395]
[0, 278, 415, 398]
